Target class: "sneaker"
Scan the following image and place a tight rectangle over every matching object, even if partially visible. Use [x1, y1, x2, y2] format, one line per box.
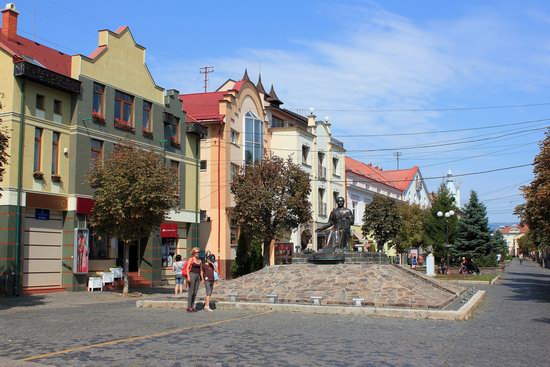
[204, 307, 213, 312]
[186, 307, 194, 313]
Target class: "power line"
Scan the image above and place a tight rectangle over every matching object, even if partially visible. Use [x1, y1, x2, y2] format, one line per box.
[291, 102, 550, 113]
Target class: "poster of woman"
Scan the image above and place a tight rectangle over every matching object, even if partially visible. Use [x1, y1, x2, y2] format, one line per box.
[74, 229, 89, 274]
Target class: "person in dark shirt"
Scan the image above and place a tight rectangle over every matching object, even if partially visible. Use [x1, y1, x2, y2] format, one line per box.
[202, 254, 217, 312]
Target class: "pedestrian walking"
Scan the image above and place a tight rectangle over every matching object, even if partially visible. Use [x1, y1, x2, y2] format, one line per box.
[185, 247, 202, 312]
[202, 254, 217, 312]
[519, 253, 524, 264]
[411, 256, 417, 270]
[172, 254, 185, 296]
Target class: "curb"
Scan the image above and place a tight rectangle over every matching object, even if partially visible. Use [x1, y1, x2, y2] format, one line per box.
[490, 274, 501, 285]
[392, 264, 464, 296]
[0, 357, 50, 367]
[137, 290, 486, 321]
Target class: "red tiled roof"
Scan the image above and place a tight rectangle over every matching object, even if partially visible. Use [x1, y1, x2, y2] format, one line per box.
[499, 224, 528, 234]
[382, 166, 419, 191]
[345, 157, 398, 191]
[345, 157, 420, 192]
[0, 31, 71, 76]
[179, 92, 225, 123]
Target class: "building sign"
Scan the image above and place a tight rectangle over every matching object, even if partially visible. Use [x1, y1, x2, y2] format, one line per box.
[35, 208, 50, 220]
[74, 229, 89, 274]
[26, 192, 67, 210]
[76, 197, 95, 214]
[160, 223, 178, 238]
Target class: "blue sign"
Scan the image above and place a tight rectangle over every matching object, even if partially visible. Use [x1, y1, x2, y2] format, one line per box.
[35, 209, 50, 220]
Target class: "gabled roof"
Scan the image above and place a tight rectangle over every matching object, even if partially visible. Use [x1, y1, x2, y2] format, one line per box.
[345, 157, 398, 191]
[382, 166, 419, 191]
[0, 30, 71, 76]
[179, 92, 225, 123]
[499, 224, 528, 235]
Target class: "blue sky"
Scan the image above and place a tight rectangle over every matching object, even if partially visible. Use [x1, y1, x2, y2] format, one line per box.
[10, 0, 550, 223]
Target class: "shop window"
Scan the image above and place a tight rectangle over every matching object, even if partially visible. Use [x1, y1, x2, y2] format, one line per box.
[161, 238, 176, 268]
[89, 228, 109, 260]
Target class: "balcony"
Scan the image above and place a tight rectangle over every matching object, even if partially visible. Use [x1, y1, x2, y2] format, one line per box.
[14, 60, 81, 94]
[318, 203, 327, 217]
[318, 166, 327, 180]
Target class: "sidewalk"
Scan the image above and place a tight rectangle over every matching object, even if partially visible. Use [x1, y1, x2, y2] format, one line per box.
[0, 286, 180, 313]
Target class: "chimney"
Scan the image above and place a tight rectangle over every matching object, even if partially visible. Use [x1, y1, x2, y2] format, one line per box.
[1, 3, 19, 43]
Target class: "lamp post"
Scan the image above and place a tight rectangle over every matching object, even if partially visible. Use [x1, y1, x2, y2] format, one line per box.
[437, 210, 455, 269]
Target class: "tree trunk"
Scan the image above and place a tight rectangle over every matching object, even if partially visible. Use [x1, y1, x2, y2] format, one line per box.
[123, 242, 129, 295]
[263, 239, 271, 267]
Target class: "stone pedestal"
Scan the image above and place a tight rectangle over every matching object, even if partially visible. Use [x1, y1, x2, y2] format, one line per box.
[426, 253, 435, 276]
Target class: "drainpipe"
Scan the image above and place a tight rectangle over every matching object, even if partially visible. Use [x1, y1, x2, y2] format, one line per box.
[194, 137, 200, 250]
[217, 129, 221, 261]
[14, 79, 26, 296]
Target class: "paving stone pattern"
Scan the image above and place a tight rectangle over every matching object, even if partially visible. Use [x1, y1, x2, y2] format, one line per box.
[0, 259, 548, 366]
[213, 264, 464, 308]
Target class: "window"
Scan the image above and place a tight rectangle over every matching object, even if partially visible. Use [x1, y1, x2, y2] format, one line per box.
[230, 163, 240, 183]
[272, 117, 284, 128]
[318, 152, 326, 179]
[53, 100, 62, 123]
[318, 188, 326, 216]
[161, 238, 176, 267]
[230, 129, 239, 145]
[114, 90, 134, 125]
[230, 219, 238, 245]
[33, 128, 42, 172]
[35, 94, 45, 119]
[51, 132, 60, 175]
[36, 94, 45, 110]
[244, 112, 263, 164]
[93, 83, 105, 114]
[143, 101, 152, 131]
[91, 139, 103, 162]
[302, 145, 310, 165]
[170, 117, 180, 145]
[333, 191, 339, 207]
[89, 228, 109, 260]
[200, 160, 207, 170]
[352, 201, 357, 223]
[333, 157, 339, 176]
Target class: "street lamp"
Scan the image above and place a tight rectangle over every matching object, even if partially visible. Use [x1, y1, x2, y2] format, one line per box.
[437, 210, 455, 269]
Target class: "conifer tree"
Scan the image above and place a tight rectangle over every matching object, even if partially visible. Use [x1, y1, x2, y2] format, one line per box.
[455, 191, 492, 259]
[424, 183, 458, 260]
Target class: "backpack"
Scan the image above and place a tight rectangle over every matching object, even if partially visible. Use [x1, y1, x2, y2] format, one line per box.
[182, 259, 189, 277]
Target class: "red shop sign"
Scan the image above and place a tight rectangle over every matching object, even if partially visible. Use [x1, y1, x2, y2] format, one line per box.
[160, 223, 178, 238]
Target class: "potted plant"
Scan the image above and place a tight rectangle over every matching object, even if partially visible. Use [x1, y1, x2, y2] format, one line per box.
[142, 128, 153, 138]
[33, 171, 44, 180]
[92, 110, 106, 124]
[51, 174, 62, 183]
[114, 118, 135, 133]
[170, 136, 181, 148]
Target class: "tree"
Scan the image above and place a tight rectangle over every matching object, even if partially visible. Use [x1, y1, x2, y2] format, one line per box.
[518, 233, 535, 255]
[89, 143, 179, 294]
[424, 183, 458, 261]
[491, 229, 508, 256]
[395, 203, 429, 254]
[0, 93, 9, 197]
[230, 155, 312, 266]
[362, 195, 401, 253]
[515, 127, 550, 258]
[454, 191, 493, 259]
[231, 232, 251, 278]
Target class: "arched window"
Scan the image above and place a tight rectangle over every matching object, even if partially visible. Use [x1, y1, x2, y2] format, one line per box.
[244, 111, 263, 164]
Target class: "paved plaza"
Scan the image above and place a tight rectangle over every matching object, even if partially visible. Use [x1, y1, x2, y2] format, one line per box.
[0, 259, 549, 366]
[213, 264, 464, 308]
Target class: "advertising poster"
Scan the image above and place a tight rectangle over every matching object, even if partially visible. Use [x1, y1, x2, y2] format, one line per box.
[74, 229, 89, 274]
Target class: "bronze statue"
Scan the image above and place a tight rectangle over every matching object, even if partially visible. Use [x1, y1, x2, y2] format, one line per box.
[316, 196, 353, 251]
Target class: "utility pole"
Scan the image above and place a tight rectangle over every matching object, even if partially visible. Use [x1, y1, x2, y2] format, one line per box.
[393, 151, 402, 170]
[199, 66, 214, 93]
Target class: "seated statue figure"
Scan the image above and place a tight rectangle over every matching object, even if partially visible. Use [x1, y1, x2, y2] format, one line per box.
[315, 196, 353, 252]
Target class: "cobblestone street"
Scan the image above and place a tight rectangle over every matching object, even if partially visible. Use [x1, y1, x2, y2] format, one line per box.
[0, 259, 548, 367]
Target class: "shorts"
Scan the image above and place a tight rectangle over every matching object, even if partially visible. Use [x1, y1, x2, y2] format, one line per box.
[205, 281, 214, 296]
[175, 274, 183, 285]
